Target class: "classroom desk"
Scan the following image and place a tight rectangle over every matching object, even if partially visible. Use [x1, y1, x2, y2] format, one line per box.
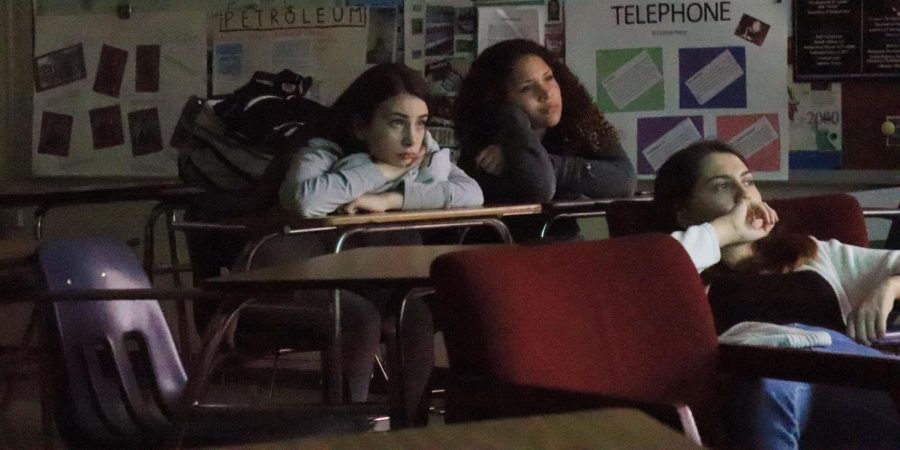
[539, 193, 653, 239]
[0, 178, 204, 371]
[175, 204, 540, 269]
[202, 244, 496, 427]
[214, 407, 701, 449]
[0, 177, 199, 238]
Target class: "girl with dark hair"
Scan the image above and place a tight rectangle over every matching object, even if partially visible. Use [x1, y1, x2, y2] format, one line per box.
[454, 39, 635, 241]
[250, 63, 482, 424]
[281, 63, 483, 217]
[654, 140, 900, 449]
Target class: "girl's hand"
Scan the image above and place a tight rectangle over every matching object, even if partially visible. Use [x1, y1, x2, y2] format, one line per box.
[341, 192, 403, 214]
[712, 198, 779, 246]
[374, 143, 426, 180]
[475, 145, 505, 176]
[847, 275, 900, 345]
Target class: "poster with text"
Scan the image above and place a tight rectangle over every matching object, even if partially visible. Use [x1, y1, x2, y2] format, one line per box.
[787, 66, 843, 170]
[32, 12, 205, 177]
[566, 1, 790, 179]
[211, 5, 369, 106]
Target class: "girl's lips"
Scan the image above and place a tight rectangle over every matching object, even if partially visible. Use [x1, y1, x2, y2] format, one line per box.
[398, 152, 419, 160]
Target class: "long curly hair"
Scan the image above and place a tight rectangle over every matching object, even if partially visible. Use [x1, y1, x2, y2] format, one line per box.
[653, 140, 817, 275]
[453, 39, 618, 165]
[318, 63, 431, 154]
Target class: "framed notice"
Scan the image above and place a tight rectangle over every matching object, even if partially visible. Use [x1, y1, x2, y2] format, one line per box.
[794, 0, 900, 80]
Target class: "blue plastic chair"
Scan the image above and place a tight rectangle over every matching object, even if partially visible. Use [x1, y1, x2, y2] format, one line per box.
[38, 237, 378, 448]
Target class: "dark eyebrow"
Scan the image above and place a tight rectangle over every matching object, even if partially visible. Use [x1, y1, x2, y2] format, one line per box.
[703, 170, 752, 185]
[515, 69, 553, 86]
[386, 112, 429, 121]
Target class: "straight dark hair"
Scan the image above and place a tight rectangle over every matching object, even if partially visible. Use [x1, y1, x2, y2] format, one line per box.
[653, 140, 817, 275]
[652, 140, 746, 232]
[320, 63, 431, 154]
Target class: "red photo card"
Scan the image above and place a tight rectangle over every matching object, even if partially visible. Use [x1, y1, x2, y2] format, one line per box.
[128, 108, 163, 155]
[136, 45, 160, 92]
[93, 44, 128, 98]
[89, 105, 125, 149]
[37, 111, 74, 156]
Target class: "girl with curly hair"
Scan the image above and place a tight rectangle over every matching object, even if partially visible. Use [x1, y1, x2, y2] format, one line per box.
[454, 39, 636, 240]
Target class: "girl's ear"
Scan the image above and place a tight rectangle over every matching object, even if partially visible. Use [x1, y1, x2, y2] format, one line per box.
[351, 115, 368, 142]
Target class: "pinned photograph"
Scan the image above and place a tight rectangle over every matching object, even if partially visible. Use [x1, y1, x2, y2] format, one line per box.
[33, 44, 87, 92]
[94, 44, 128, 98]
[128, 108, 164, 156]
[735, 14, 770, 46]
[37, 111, 74, 156]
[135, 45, 161, 92]
[89, 105, 125, 149]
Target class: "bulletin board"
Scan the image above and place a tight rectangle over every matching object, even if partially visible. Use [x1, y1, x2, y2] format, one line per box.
[209, 5, 372, 106]
[31, 12, 206, 177]
[794, 0, 900, 80]
[565, 1, 791, 180]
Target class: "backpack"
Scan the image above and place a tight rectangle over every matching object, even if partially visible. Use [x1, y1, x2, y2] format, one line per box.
[170, 70, 327, 192]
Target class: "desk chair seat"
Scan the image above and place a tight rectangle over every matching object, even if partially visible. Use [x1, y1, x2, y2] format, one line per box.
[38, 238, 376, 448]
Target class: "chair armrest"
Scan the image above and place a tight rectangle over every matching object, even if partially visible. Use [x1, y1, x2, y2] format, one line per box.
[719, 343, 900, 392]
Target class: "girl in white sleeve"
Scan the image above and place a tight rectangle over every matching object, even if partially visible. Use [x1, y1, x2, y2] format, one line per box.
[652, 140, 900, 449]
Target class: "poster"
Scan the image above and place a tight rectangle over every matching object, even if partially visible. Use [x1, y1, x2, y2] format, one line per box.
[477, 5, 544, 52]
[787, 69, 843, 169]
[211, 5, 370, 106]
[566, 1, 790, 179]
[404, 0, 477, 148]
[31, 12, 206, 177]
[794, 0, 900, 79]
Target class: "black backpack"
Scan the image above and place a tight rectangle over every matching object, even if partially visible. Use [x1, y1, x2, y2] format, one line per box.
[213, 69, 326, 147]
[171, 70, 327, 192]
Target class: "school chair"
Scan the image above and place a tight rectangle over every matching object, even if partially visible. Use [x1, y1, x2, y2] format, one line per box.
[607, 193, 869, 246]
[37, 237, 381, 448]
[0, 238, 41, 411]
[430, 234, 900, 447]
[606, 193, 868, 332]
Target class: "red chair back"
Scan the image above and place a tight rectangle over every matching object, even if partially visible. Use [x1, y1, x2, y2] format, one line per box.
[608, 193, 868, 247]
[431, 234, 719, 419]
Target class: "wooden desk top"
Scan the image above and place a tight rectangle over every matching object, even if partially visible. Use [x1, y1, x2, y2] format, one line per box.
[218, 204, 542, 236]
[213, 408, 701, 449]
[542, 193, 654, 212]
[0, 177, 198, 207]
[202, 244, 495, 292]
[292, 204, 542, 227]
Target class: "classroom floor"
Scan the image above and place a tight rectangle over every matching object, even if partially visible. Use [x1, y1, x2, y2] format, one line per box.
[0, 339, 451, 449]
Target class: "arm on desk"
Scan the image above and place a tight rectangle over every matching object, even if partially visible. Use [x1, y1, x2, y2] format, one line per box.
[279, 142, 389, 218]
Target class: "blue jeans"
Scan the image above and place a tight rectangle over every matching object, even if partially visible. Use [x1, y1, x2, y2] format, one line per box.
[726, 324, 900, 450]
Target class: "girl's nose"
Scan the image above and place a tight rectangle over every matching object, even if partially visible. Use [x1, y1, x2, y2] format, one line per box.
[402, 126, 413, 146]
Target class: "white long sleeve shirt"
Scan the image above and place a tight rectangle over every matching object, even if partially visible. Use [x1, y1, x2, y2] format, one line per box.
[672, 225, 900, 322]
